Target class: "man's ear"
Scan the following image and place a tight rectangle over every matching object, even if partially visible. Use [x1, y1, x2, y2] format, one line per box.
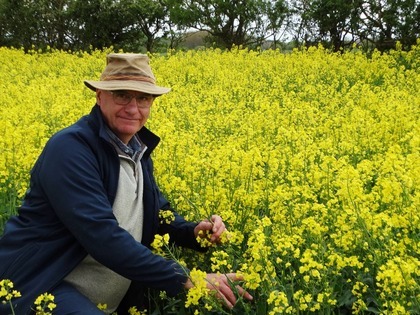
[96, 89, 102, 105]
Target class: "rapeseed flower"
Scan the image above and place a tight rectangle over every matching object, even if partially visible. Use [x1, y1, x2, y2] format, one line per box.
[151, 233, 170, 257]
[1, 43, 419, 314]
[0, 279, 21, 303]
[33, 293, 56, 315]
[185, 268, 209, 308]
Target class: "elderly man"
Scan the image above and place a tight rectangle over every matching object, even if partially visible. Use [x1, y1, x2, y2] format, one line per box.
[0, 53, 252, 314]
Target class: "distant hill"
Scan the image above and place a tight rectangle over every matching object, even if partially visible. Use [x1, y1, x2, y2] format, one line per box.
[180, 31, 209, 49]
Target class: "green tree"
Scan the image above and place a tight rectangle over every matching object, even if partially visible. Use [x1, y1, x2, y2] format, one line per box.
[291, 0, 420, 52]
[0, 0, 40, 49]
[168, 0, 289, 49]
[310, 0, 359, 51]
[0, 0, 77, 50]
[0, 0, 150, 51]
[0, 0, 417, 51]
[288, 0, 316, 47]
[266, 0, 291, 49]
[357, 0, 420, 51]
[67, 0, 133, 50]
[289, 0, 362, 51]
[119, 0, 172, 52]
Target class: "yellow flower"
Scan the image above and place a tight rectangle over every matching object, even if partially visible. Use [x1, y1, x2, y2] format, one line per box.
[1, 44, 419, 314]
[34, 293, 56, 315]
[0, 279, 21, 302]
[128, 306, 147, 315]
[159, 209, 175, 225]
[97, 303, 107, 310]
[196, 230, 214, 248]
[151, 233, 170, 256]
[185, 268, 209, 308]
[210, 250, 232, 272]
[267, 290, 289, 314]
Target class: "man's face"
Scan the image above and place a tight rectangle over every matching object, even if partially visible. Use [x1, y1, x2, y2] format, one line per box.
[96, 89, 154, 144]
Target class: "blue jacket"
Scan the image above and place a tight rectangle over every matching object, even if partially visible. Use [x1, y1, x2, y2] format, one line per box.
[0, 105, 201, 314]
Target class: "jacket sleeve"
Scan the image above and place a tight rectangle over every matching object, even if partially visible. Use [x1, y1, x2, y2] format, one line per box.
[37, 131, 188, 297]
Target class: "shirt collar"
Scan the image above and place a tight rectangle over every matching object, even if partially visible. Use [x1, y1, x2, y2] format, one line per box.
[104, 125, 143, 158]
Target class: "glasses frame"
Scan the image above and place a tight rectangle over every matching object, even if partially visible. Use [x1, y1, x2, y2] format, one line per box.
[108, 90, 155, 109]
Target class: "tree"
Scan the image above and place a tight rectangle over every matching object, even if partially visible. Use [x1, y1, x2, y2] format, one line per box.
[0, 0, 40, 49]
[288, 0, 317, 47]
[32, 0, 72, 49]
[168, 0, 289, 49]
[288, 0, 419, 52]
[0, 0, 417, 51]
[357, 0, 420, 51]
[288, 0, 361, 51]
[67, 0, 134, 50]
[266, 0, 292, 49]
[119, 0, 173, 52]
[309, 0, 359, 51]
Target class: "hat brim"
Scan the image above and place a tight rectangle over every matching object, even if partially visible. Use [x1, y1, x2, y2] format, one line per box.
[84, 80, 171, 96]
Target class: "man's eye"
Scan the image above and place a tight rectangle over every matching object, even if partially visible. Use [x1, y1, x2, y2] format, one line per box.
[117, 93, 131, 100]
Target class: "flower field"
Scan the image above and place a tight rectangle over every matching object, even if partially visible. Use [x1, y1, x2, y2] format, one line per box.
[0, 44, 419, 314]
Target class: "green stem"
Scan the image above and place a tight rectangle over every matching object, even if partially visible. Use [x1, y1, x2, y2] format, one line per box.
[8, 300, 16, 315]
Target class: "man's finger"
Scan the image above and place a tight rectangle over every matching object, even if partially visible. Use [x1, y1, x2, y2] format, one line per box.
[235, 284, 254, 301]
[225, 273, 244, 281]
[217, 285, 236, 309]
[225, 273, 253, 301]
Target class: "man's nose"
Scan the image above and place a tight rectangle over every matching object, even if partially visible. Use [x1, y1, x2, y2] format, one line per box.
[124, 98, 138, 112]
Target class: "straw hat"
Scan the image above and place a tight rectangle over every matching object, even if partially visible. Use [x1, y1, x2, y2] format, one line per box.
[84, 53, 171, 96]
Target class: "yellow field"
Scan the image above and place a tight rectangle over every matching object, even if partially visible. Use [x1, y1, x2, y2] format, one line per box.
[0, 44, 419, 314]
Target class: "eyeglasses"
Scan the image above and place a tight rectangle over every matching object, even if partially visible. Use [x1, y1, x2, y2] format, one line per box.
[108, 91, 154, 109]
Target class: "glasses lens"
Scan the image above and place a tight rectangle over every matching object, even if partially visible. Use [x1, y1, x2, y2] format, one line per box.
[111, 91, 153, 108]
[135, 95, 153, 108]
[112, 91, 132, 105]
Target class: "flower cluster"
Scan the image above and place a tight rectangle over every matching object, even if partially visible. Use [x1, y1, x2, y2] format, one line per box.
[195, 229, 214, 248]
[159, 209, 175, 225]
[185, 268, 209, 308]
[97, 304, 147, 315]
[33, 293, 56, 315]
[0, 279, 57, 315]
[151, 233, 170, 257]
[267, 290, 290, 314]
[0, 279, 21, 304]
[128, 306, 148, 315]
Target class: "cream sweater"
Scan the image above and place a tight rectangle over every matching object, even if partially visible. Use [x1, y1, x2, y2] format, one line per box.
[64, 153, 145, 313]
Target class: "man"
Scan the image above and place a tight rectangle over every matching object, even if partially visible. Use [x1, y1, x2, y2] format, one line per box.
[0, 53, 252, 314]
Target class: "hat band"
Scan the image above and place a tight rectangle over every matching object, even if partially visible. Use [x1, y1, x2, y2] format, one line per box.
[102, 75, 155, 84]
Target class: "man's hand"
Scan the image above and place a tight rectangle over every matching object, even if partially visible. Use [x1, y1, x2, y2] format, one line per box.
[184, 273, 253, 309]
[194, 215, 226, 243]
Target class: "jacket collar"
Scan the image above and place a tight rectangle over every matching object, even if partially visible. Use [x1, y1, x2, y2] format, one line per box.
[88, 104, 160, 160]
